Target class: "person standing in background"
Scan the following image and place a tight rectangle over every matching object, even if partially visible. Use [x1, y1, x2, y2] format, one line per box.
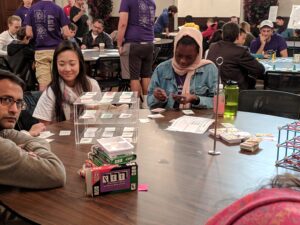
[70, 0, 89, 39]
[117, 0, 156, 109]
[154, 5, 177, 37]
[25, 0, 71, 91]
[64, 0, 74, 18]
[14, 0, 33, 26]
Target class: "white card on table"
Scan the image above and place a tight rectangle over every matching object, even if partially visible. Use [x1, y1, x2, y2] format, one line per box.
[148, 114, 164, 119]
[123, 127, 135, 132]
[119, 113, 132, 119]
[59, 130, 71, 136]
[80, 138, 93, 144]
[105, 127, 116, 132]
[182, 110, 194, 115]
[151, 108, 166, 113]
[101, 113, 113, 119]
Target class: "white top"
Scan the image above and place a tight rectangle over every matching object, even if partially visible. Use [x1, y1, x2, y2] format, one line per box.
[0, 30, 16, 56]
[33, 77, 100, 122]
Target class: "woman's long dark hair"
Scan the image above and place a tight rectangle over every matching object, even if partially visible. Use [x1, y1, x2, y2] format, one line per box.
[49, 40, 91, 122]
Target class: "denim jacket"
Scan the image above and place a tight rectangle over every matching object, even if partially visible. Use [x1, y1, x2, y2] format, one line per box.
[148, 59, 218, 109]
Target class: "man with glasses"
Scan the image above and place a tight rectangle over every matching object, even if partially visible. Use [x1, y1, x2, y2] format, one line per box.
[81, 19, 113, 49]
[0, 71, 66, 189]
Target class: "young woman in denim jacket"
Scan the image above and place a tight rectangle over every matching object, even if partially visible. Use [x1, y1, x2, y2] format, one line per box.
[147, 27, 218, 109]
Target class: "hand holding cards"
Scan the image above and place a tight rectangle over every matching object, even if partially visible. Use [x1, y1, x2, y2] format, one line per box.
[172, 94, 186, 103]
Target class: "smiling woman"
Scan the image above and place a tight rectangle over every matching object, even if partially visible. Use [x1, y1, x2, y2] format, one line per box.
[32, 40, 101, 124]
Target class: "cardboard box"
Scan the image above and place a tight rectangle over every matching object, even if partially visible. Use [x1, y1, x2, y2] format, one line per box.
[85, 162, 138, 196]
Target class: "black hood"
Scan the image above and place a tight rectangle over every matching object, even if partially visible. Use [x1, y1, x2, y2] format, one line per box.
[7, 40, 25, 56]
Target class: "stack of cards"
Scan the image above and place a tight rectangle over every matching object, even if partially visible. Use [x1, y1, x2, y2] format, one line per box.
[88, 145, 137, 166]
[240, 137, 262, 152]
[209, 124, 251, 144]
[97, 136, 134, 158]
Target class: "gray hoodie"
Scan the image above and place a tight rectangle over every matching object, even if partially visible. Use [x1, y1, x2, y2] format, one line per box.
[0, 129, 66, 189]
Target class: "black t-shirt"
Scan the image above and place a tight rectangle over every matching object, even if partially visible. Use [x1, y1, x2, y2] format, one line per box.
[70, 6, 89, 38]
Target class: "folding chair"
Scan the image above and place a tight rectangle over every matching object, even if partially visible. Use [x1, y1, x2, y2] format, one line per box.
[238, 90, 300, 119]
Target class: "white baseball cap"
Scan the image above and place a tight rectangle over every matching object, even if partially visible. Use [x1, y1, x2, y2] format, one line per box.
[259, 20, 274, 29]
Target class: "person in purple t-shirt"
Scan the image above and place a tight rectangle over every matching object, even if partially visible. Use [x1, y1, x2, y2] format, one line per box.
[117, 0, 156, 109]
[25, 0, 71, 91]
[15, 0, 32, 26]
[250, 20, 288, 57]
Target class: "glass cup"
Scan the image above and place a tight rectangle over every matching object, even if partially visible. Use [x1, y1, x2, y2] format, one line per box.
[99, 43, 105, 51]
[293, 54, 300, 63]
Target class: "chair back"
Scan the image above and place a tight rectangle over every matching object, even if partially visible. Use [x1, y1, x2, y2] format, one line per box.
[16, 91, 42, 131]
[238, 90, 300, 119]
[264, 71, 300, 94]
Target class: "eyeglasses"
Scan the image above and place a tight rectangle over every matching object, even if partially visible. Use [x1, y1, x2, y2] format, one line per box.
[0, 97, 26, 110]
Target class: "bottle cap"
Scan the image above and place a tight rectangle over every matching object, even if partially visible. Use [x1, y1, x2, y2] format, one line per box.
[225, 80, 238, 85]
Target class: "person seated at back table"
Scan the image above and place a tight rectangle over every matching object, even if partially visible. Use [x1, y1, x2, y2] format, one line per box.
[183, 15, 200, 30]
[275, 16, 294, 39]
[66, 22, 82, 47]
[147, 27, 218, 109]
[7, 27, 36, 90]
[207, 22, 265, 90]
[0, 71, 66, 189]
[240, 21, 255, 48]
[206, 173, 300, 225]
[0, 15, 21, 56]
[33, 40, 101, 124]
[250, 20, 288, 57]
[235, 28, 247, 46]
[81, 19, 113, 50]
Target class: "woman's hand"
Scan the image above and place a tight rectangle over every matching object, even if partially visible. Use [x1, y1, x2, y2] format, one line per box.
[29, 123, 46, 137]
[154, 88, 167, 102]
[173, 93, 198, 104]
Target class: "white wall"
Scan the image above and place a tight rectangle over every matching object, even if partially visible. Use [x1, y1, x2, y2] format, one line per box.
[178, 0, 240, 17]
[278, 0, 300, 16]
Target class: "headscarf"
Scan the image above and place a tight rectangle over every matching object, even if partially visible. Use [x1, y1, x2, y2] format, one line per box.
[206, 188, 300, 225]
[172, 27, 213, 108]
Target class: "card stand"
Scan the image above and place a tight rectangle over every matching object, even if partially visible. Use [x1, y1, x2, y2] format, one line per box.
[73, 92, 139, 145]
[275, 121, 300, 171]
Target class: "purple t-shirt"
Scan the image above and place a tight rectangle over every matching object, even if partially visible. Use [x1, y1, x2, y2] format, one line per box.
[15, 6, 30, 26]
[119, 0, 156, 43]
[25, 1, 70, 50]
[250, 33, 288, 57]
